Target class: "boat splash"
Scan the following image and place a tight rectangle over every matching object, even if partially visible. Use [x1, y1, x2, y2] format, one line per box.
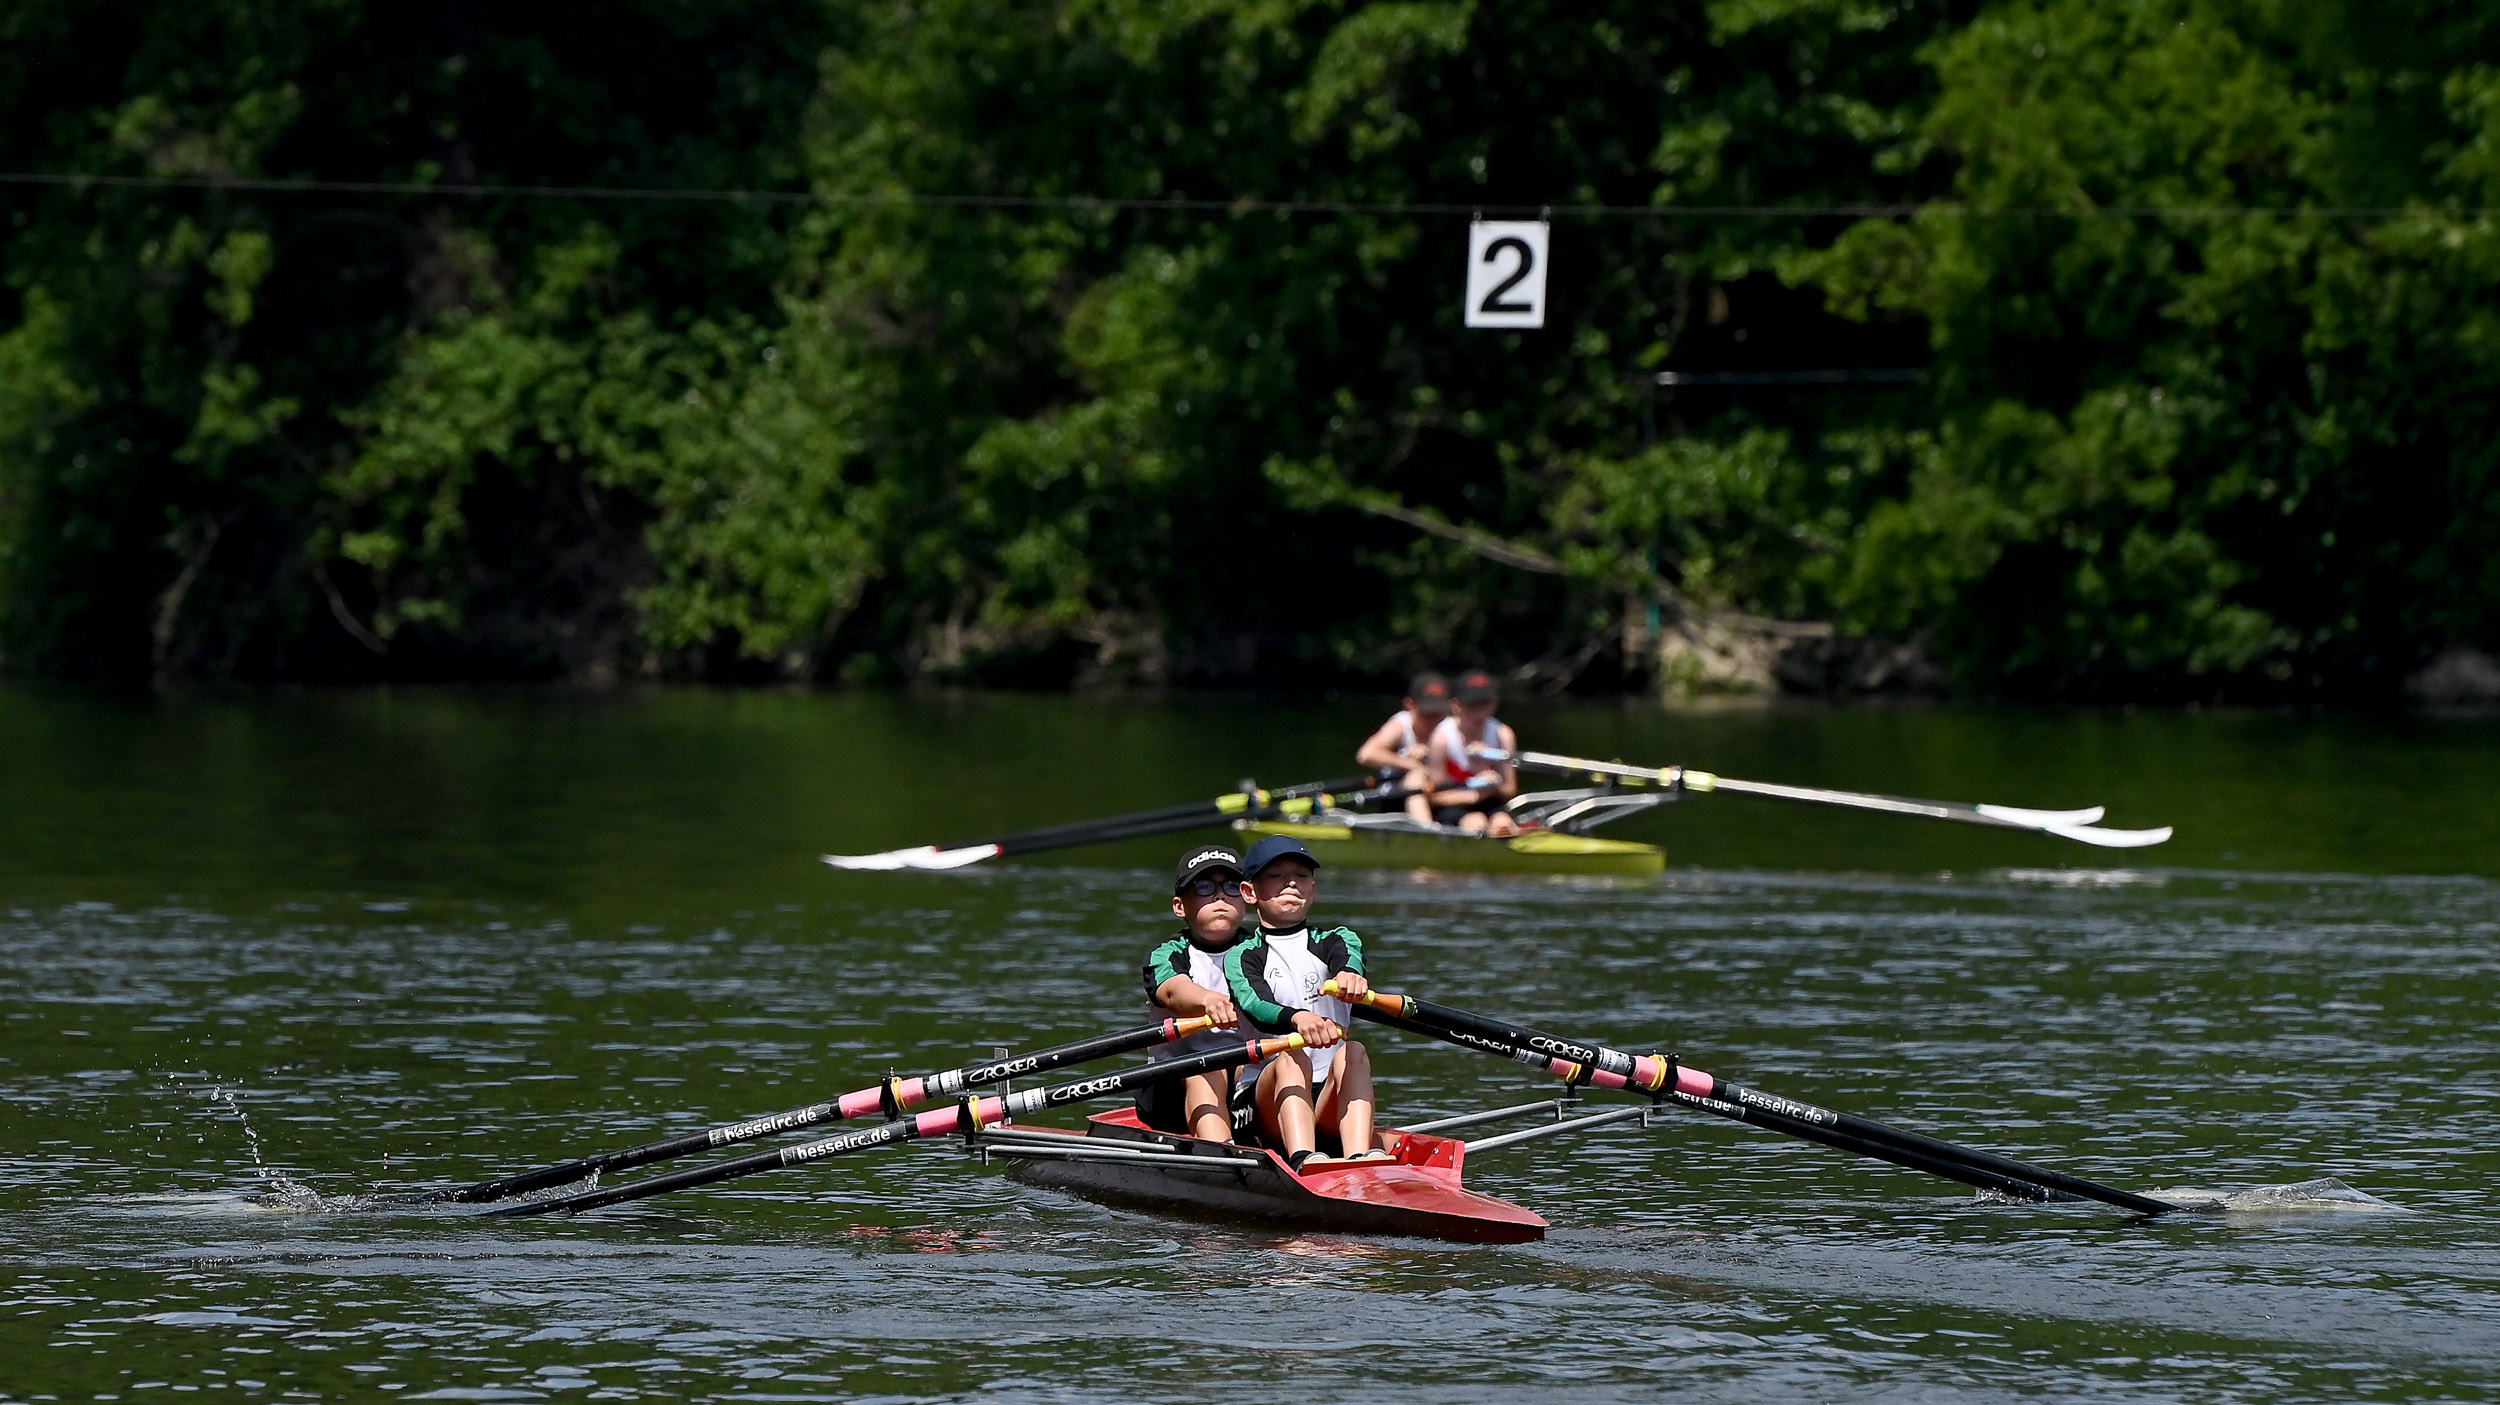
[2144, 1178, 2407, 1214]
[1973, 1177, 2402, 1214]
[205, 1085, 348, 1212]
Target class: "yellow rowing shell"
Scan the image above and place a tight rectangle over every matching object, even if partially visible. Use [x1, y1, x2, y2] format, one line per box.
[1232, 817, 1665, 877]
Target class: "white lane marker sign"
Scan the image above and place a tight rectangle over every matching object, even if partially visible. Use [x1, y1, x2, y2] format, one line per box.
[1464, 220, 1549, 329]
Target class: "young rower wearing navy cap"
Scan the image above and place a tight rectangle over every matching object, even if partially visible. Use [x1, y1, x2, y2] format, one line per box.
[1136, 844, 1252, 1141]
[1223, 834, 1387, 1168]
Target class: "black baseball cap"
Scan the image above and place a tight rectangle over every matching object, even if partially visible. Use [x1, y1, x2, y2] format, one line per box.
[1173, 843, 1245, 894]
[1240, 834, 1322, 878]
[1454, 668, 1500, 703]
[1407, 671, 1452, 708]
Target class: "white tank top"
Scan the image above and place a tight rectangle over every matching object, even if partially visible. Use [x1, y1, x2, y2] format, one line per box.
[1432, 714, 1503, 785]
[1386, 710, 1418, 754]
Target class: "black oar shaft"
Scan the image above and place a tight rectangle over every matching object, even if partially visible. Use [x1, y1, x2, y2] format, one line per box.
[423, 1016, 1213, 1205]
[826, 775, 1402, 869]
[979, 799, 1243, 853]
[431, 1125, 769, 1206]
[1339, 989, 2172, 1215]
[969, 775, 1371, 856]
[483, 1035, 1300, 1219]
[1690, 1070, 2168, 1213]
[481, 1121, 897, 1217]
[1664, 1089, 2076, 1202]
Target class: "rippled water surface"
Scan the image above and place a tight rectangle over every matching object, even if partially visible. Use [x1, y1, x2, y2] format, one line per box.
[3, 687, 2498, 1402]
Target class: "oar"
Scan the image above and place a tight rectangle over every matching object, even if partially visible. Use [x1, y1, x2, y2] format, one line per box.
[1511, 750, 2172, 849]
[1323, 981, 2182, 1215]
[404, 1016, 1222, 1206]
[822, 775, 1388, 871]
[481, 1034, 1303, 1218]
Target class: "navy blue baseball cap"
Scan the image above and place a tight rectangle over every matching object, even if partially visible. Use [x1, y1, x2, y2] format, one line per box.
[1240, 834, 1322, 878]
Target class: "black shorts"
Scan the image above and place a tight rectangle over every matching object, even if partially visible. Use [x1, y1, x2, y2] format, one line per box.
[1135, 1065, 1259, 1139]
[1434, 793, 1509, 826]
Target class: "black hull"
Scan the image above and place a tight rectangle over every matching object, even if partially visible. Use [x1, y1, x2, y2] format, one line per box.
[1000, 1111, 1547, 1244]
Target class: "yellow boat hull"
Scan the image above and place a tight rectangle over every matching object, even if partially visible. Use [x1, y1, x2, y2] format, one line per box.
[1232, 817, 1665, 877]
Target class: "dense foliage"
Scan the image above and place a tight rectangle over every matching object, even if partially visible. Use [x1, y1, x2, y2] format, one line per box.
[1, 0, 2494, 695]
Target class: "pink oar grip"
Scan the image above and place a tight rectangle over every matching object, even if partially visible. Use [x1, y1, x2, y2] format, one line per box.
[1674, 1065, 1714, 1098]
[836, 1088, 885, 1119]
[914, 1096, 1003, 1138]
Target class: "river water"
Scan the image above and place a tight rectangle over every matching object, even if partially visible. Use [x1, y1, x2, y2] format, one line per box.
[2, 686, 2497, 1402]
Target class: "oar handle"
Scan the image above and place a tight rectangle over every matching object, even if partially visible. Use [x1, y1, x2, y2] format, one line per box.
[1326, 983, 1682, 1095]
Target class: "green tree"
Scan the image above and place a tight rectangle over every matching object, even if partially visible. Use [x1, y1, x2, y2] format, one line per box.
[776, 0, 1951, 685]
[1801, 0, 2500, 695]
[19, 0, 2493, 699]
[0, 0, 839, 681]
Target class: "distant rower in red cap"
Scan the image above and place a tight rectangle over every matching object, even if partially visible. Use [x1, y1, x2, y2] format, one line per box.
[1354, 670, 1452, 825]
[1426, 668, 1520, 836]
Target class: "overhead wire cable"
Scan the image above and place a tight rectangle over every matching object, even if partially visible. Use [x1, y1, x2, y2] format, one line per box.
[0, 172, 2480, 220]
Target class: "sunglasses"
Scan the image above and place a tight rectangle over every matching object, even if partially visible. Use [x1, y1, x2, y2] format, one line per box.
[1184, 878, 1245, 899]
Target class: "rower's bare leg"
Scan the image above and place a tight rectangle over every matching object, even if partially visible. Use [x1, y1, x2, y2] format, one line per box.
[1316, 1040, 1376, 1155]
[1401, 771, 1433, 824]
[1256, 1048, 1320, 1158]
[1182, 1070, 1233, 1143]
[1457, 810, 1490, 834]
[1486, 808, 1520, 837]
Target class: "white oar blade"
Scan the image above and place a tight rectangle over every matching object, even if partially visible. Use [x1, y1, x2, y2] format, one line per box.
[2037, 824, 2173, 849]
[1975, 803, 2105, 827]
[819, 847, 933, 871]
[820, 844, 1004, 871]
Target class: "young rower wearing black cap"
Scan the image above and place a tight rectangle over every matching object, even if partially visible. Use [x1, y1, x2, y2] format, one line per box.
[1355, 670, 1452, 825]
[1426, 667, 1521, 837]
[1136, 844, 1252, 1141]
[1223, 834, 1386, 1168]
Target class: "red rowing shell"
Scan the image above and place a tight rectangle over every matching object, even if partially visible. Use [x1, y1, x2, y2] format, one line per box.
[1003, 1108, 1548, 1244]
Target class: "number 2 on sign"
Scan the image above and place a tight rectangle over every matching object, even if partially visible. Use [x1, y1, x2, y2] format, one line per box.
[1464, 221, 1548, 329]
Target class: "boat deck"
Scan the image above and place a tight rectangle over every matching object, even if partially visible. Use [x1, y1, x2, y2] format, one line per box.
[1234, 813, 1665, 876]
